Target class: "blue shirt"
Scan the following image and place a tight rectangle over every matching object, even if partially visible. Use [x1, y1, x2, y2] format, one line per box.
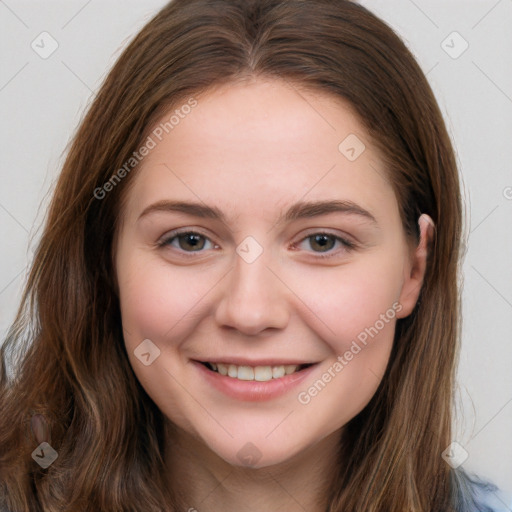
[453, 467, 512, 511]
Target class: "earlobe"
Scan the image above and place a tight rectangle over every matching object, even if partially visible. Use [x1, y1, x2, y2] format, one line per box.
[396, 214, 435, 319]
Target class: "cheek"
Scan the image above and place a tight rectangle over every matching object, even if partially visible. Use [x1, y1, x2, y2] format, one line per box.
[117, 259, 218, 343]
[292, 260, 403, 429]
[288, 254, 404, 353]
[116, 254, 216, 430]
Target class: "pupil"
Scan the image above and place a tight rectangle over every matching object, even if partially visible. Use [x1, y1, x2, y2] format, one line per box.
[180, 234, 204, 251]
[312, 234, 333, 252]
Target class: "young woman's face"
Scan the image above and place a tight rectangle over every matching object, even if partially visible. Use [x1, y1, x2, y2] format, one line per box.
[115, 79, 427, 468]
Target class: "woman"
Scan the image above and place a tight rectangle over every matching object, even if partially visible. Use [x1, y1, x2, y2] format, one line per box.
[0, 0, 508, 510]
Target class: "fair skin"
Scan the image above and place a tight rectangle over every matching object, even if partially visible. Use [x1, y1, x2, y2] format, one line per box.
[115, 78, 434, 512]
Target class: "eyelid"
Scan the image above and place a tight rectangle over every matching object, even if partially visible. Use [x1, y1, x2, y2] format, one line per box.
[295, 228, 356, 245]
[158, 225, 213, 241]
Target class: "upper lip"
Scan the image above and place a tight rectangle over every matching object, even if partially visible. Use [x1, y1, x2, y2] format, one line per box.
[195, 358, 318, 367]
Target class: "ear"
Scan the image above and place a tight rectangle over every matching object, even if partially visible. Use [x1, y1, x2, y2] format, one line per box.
[396, 214, 435, 319]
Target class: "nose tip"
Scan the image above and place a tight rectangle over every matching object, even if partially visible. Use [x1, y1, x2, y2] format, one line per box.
[214, 254, 289, 336]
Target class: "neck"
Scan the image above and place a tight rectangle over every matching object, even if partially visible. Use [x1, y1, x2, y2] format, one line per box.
[164, 422, 342, 512]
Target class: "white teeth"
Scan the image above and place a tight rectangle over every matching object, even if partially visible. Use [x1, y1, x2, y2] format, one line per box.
[228, 364, 238, 378]
[284, 364, 297, 375]
[237, 366, 254, 380]
[206, 362, 301, 381]
[272, 366, 285, 379]
[217, 363, 228, 375]
[254, 366, 273, 381]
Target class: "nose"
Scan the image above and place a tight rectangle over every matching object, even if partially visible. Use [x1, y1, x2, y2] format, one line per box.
[214, 247, 290, 336]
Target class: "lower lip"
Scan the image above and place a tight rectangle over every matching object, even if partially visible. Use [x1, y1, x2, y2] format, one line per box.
[192, 361, 318, 402]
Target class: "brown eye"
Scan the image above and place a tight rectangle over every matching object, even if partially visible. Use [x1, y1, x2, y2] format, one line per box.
[294, 232, 356, 259]
[176, 233, 206, 251]
[308, 234, 336, 252]
[159, 231, 215, 253]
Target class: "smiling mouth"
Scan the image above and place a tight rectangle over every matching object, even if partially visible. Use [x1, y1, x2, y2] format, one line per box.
[199, 361, 314, 382]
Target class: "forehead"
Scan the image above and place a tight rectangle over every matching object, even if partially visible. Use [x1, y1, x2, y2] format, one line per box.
[122, 79, 397, 227]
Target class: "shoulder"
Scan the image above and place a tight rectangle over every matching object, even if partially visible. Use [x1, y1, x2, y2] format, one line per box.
[451, 467, 512, 512]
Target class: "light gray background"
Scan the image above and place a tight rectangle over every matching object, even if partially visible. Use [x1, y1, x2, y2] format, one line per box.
[1, 0, 511, 503]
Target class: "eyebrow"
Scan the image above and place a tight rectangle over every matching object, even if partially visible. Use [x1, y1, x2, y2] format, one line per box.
[138, 199, 378, 225]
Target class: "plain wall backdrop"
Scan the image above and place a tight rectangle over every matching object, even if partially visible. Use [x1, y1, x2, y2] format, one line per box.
[1, 0, 511, 504]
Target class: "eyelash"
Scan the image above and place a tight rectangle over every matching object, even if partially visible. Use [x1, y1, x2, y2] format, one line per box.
[157, 229, 356, 260]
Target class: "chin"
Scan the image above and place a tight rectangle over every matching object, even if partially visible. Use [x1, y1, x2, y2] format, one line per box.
[206, 434, 305, 470]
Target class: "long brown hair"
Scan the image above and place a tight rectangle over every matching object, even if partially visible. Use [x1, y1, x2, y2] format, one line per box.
[1, 1, 467, 510]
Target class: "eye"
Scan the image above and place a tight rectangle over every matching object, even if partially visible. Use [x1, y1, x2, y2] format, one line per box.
[158, 230, 217, 254]
[294, 232, 356, 259]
